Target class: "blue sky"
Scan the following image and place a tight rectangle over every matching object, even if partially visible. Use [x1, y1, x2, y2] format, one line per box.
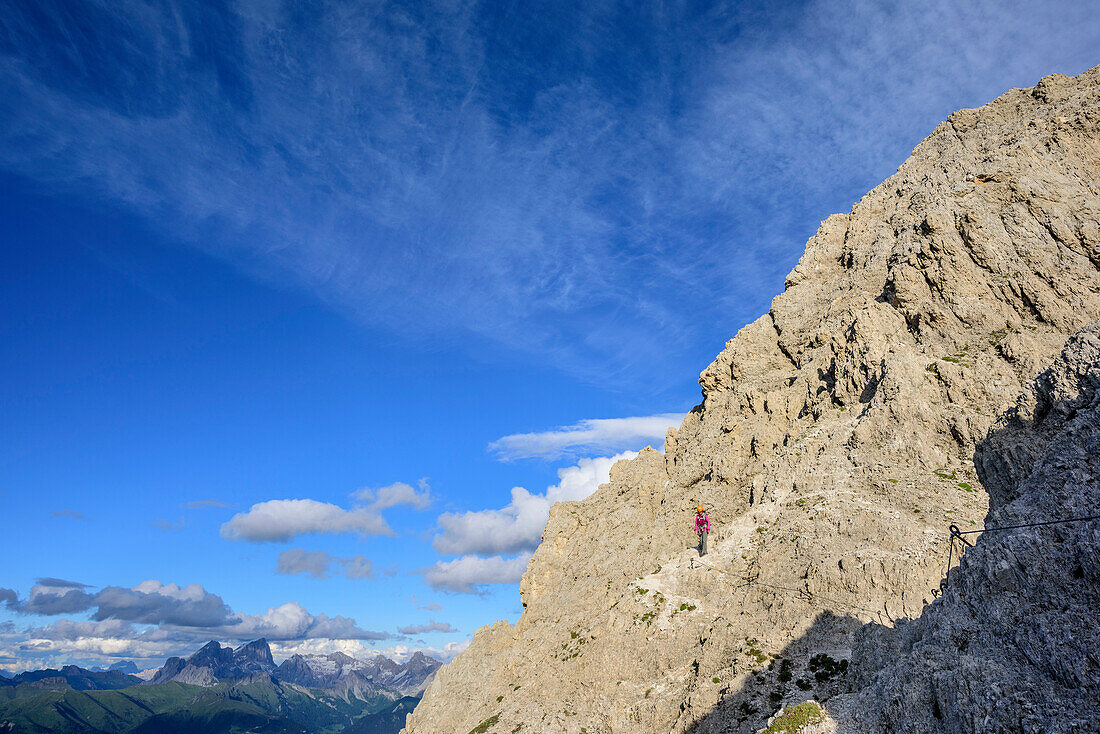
[1, 0, 1097, 672]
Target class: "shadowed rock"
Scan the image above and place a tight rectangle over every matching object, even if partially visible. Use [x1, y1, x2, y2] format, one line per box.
[830, 321, 1100, 733]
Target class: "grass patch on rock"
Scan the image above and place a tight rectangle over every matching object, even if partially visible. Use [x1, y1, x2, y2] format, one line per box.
[761, 701, 825, 734]
[468, 713, 500, 734]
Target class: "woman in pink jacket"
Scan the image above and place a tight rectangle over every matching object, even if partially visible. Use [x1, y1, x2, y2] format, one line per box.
[694, 505, 710, 556]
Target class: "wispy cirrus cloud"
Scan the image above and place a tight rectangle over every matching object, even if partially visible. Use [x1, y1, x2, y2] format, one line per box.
[152, 517, 185, 532]
[50, 509, 85, 520]
[3, 1, 1093, 385]
[185, 499, 228, 510]
[33, 578, 89, 589]
[409, 595, 442, 612]
[489, 416, 681, 461]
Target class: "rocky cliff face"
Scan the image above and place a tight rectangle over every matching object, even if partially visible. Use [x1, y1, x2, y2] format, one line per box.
[404, 67, 1100, 734]
[830, 321, 1100, 733]
[149, 639, 276, 686]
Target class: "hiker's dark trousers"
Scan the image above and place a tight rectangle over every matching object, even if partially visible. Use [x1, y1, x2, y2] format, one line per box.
[698, 529, 708, 556]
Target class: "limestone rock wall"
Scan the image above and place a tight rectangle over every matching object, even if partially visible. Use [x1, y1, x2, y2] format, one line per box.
[832, 321, 1100, 733]
[403, 67, 1100, 734]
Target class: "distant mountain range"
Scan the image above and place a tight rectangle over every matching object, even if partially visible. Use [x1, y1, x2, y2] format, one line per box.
[64, 661, 141, 675]
[276, 650, 440, 698]
[148, 638, 439, 699]
[0, 639, 441, 733]
[0, 666, 141, 698]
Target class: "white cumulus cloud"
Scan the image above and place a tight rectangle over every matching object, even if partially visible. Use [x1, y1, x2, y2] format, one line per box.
[433, 487, 551, 557]
[220, 499, 392, 543]
[397, 620, 457, 635]
[420, 554, 532, 594]
[352, 480, 433, 510]
[433, 452, 636, 556]
[489, 414, 681, 460]
[221, 602, 389, 642]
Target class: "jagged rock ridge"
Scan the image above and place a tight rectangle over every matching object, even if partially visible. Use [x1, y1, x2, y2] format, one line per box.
[404, 66, 1100, 734]
[150, 638, 276, 686]
[278, 651, 440, 698]
[150, 639, 440, 699]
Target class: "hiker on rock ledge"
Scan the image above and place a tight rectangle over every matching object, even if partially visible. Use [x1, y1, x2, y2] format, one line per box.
[694, 505, 710, 556]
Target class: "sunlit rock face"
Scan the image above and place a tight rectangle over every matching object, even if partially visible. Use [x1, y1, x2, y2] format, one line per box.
[404, 66, 1100, 734]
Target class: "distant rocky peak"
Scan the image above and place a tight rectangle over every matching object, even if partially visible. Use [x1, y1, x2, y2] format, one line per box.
[279, 653, 308, 666]
[233, 638, 275, 668]
[188, 640, 231, 667]
[149, 639, 276, 687]
[404, 652, 440, 675]
[275, 654, 317, 687]
[148, 656, 186, 685]
[236, 637, 269, 651]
